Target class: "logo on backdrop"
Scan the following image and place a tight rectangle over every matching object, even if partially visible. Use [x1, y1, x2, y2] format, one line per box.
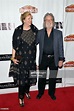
[0, 54, 11, 61]
[0, 23, 15, 30]
[54, 22, 63, 29]
[64, 61, 74, 67]
[65, 4, 74, 12]
[64, 34, 74, 41]
[19, 5, 38, 14]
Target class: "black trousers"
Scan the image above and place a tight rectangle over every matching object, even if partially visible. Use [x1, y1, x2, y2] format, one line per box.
[38, 54, 58, 96]
[13, 77, 30, 99]
[18, 83, 30, 99]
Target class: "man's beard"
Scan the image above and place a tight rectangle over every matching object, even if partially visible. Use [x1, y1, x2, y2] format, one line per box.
[45, 23, 53, 29]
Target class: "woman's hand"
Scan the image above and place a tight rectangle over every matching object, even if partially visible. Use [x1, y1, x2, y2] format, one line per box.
[11, 58, 19, 64]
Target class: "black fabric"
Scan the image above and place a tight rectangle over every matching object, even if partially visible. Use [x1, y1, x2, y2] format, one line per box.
[38, 54, 58, 95]
[43, 28, 54, 55]
[36, 28, 65, 67]
[12, 24, 38, 50]
[9, 24, 38, 86]
[18, 84, 30, 99]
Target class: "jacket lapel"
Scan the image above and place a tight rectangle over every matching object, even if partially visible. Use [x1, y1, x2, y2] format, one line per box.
[41, 28, 45, 50]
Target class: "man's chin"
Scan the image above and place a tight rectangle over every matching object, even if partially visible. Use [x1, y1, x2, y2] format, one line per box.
[46, 26, 53, 29]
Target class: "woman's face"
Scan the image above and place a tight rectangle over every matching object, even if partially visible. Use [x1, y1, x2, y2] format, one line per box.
[23, 15, 32, 26]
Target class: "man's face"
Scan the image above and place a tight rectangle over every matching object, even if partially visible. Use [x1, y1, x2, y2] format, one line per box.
[44, 15, 54, 29]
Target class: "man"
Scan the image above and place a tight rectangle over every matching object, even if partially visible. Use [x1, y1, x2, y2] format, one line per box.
[36, 13, 65, 100]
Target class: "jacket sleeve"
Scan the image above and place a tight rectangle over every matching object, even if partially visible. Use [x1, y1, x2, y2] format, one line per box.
[12, 28, 21, 51]
[58, 31, 65, 62]
[12, 29, 17, 50]
[36, 31, 40, 45]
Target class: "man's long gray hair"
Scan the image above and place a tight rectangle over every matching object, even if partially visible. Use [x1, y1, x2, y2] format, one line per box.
[43, 13, 55, 28]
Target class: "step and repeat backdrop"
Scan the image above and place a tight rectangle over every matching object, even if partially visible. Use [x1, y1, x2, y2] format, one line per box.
[0, 0, 74, 94]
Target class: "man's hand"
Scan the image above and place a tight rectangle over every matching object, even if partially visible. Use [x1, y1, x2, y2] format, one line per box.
[58, 61, 63, 68]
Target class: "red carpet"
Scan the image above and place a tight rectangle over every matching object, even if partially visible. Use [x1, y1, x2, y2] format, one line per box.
[0, 87, 74, 111]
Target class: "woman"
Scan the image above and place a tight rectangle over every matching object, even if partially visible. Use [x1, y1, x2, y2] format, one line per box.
[9, 11, 38, 107]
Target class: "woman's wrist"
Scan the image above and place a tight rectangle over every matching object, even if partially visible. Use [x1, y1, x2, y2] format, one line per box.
[11, 57, 14, 61]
